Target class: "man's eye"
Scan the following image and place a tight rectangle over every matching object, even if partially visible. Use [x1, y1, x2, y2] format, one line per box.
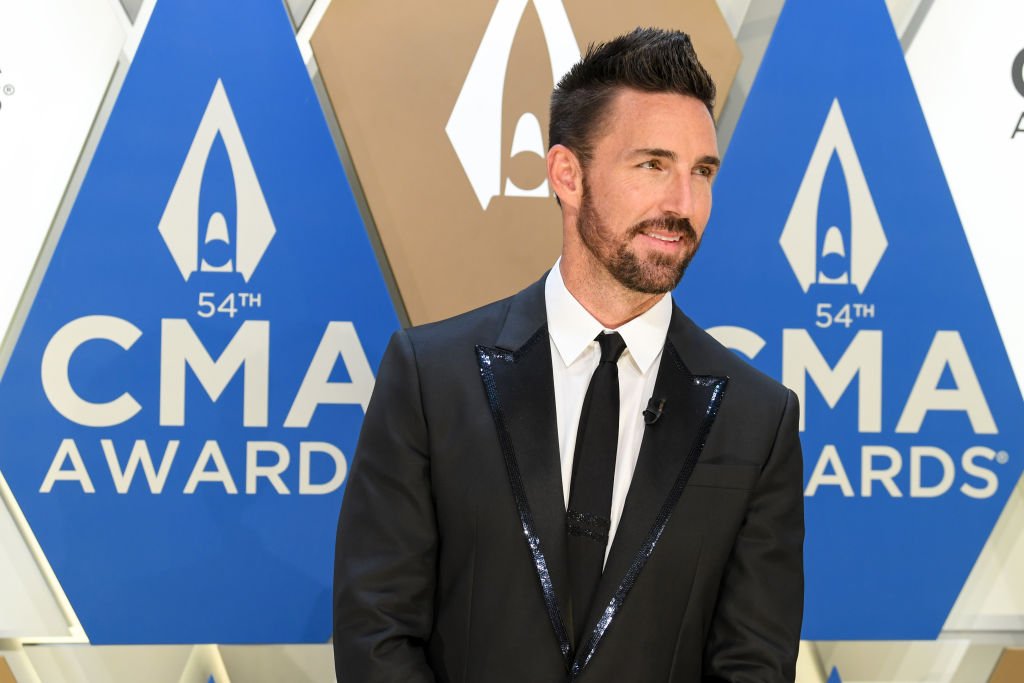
[639, 159, 662, 170]
[694, 165, 714, 178]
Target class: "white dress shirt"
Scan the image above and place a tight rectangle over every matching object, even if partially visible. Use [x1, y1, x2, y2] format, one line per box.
[544, 260, 672, 560]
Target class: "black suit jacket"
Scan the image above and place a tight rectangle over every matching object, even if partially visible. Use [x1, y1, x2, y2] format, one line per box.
[333, 277, 804, 682]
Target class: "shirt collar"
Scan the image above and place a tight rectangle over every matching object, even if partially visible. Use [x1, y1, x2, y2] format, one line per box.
[544, 259, 672, 374]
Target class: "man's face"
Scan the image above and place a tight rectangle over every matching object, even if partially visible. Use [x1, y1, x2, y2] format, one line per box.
[575, 89, 720, 294]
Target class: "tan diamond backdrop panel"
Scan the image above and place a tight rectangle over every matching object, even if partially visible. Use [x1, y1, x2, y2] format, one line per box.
[312, 0, 739, 324]
[990, 648, 1024, 683]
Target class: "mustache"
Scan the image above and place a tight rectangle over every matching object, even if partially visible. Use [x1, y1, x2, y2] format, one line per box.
[629, 216, 698, 240]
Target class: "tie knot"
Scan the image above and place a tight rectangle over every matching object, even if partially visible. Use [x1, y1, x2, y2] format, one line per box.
[596, 332, 627, 364]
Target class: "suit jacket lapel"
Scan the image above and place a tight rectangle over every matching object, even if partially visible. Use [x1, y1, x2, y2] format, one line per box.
[571, 305, 729, 677]
[477, 277, 573, 668]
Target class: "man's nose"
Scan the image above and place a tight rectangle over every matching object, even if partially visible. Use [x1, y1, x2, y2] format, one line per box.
[659, 173, 697, 218]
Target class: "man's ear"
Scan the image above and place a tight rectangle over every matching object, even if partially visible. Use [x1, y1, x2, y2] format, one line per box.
[547, 144, 583, 209]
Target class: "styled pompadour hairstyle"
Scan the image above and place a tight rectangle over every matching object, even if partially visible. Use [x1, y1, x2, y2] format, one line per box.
[549, 27, 716, 166]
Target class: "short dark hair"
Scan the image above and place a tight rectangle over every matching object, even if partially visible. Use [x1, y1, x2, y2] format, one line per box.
[549, 27, 716, 166]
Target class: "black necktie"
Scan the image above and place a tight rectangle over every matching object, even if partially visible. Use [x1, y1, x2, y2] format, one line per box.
[566, 331, 626, 647]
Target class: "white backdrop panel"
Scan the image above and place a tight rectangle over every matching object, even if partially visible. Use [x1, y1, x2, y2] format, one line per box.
[0, 0, 126, 639]
[0, 0, 125, 343]
[907, 0, 1024, 631]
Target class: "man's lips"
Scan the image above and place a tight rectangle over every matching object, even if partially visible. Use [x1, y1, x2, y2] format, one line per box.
[630, 217, 697, 247]
[641, 231, 682, 243]
[636, 232, 687, 252]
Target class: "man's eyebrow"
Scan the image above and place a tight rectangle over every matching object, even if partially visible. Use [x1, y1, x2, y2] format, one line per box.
[631, 147, 677, 160]
[697, 154, 722, 168]
[630, 149, 722, 168]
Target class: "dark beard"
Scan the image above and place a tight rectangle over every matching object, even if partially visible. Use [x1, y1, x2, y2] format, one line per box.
[576, 183, 700, 294]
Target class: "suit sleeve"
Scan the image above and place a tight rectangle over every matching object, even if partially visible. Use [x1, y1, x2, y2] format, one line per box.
[702, 389, 805, 683]
[333, 329, 437, 683]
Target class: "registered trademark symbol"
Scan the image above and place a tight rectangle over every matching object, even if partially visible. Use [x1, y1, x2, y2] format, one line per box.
[2, 84, 14, 96]
[996, 451, 1010, 465]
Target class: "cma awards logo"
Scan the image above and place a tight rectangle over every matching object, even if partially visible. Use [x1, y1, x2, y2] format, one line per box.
[1012, 47, 1024, 138]
[35, 76, 375, 497]
[785, 98, 999, 500]
[159, 79, 275, 281]
[780, 99, 887, 293]
[446, 0, 580, 209]
[713, 96, 1005, 502]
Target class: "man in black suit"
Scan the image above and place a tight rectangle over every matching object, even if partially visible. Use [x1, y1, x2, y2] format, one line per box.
[334, 28, 803, 682]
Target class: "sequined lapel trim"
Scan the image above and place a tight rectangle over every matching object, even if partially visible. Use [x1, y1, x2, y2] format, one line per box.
[569, 371, 728, 679]
[477, 333, 573, 668]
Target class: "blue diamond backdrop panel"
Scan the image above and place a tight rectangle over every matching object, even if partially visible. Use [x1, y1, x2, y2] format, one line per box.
[677, 0, 1024, 639]
[0, 0, 399, 643]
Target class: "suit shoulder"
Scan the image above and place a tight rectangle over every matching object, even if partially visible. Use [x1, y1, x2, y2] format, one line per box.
[674, 310, 790, 403]
[402, 292, 516, 353]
